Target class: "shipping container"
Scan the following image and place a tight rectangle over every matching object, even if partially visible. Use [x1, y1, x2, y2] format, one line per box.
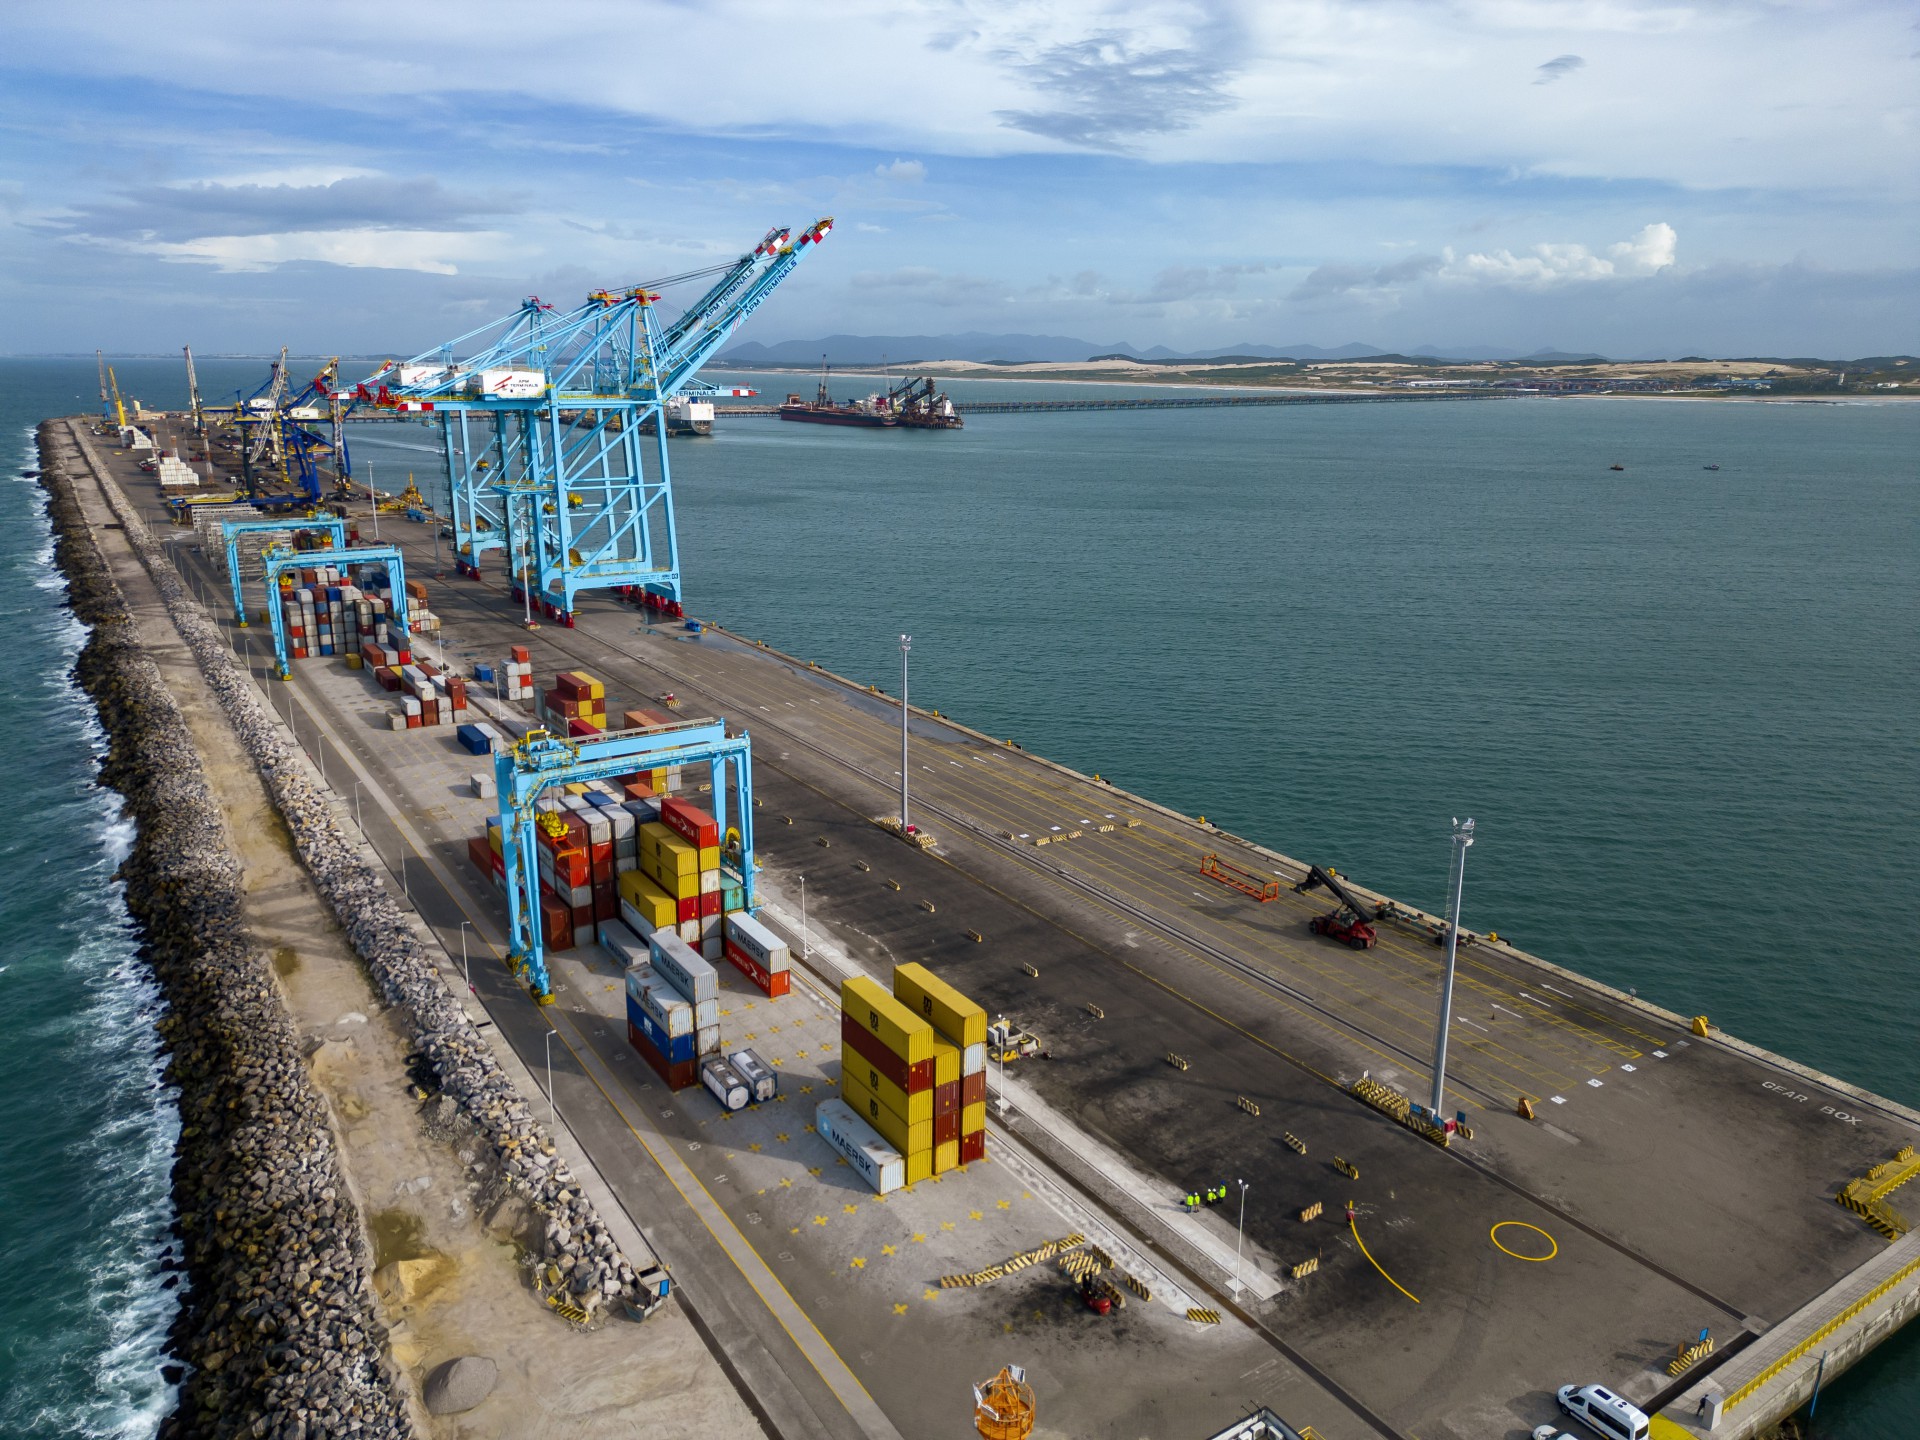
[726, 911, 791, 972]
[933, 1138, 961, 1174]
[841, 1012, 933, 1093]
[729, 1048, 778, 1103]
[695, 1021, 721, 1058]
[961, 1070, 987, 1109]
[649, 929, 718, 1004]
[961, 1100, 987, 1134]
[724, 939, 791, 999]
[626, 969, 694, 1040]
[597, 919, 651, 971]
[959, 1129, 987, 1165]
[961, 1041, 987, 1077]
[816, 1098, 904, 1195]
[616, 870, 677, 932]
[892, 962, 988, 1047]
[840, 1043, 934, 1125]
[629, 1018, 698, 1091]
[933, 1079, 959, 1117]
[841, 975, 934, 1064]
[659, 796, 720, 849]
[842, 1069, 933, 1155]
[933, 1110, 960, 1146]
[701, 1057, 751, 1111]
[932, 1038, 961, 1088]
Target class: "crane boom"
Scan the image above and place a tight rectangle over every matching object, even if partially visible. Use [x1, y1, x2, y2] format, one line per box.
[183, 345, 204, 434]
[1295, 865, 1382, 921]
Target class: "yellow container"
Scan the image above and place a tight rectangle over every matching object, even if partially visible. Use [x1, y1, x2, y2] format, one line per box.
[487, 822, 503, 854]
[932, 1037, 961, 1087]
[842, 1071, 932, 1154]
[961, 1101, 987, 1135]
[697, 844, 720, 871]
[933, 1139, 960, 1174]
[892, 962, 987, 1047]
[564, 782, 589, 795]
[841, 1044, 932, 1124]
[639, 820, 676, 852]
[842, 975, 934, 1063]
[653, 830, 698, 878]
[346, 653, 363, 670]
[617, 870, 676, 931]
[905, 1149, 932, 1185]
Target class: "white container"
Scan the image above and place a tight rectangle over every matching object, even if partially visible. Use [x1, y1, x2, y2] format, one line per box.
[693, 995, 719, 1032]
[469, 368, 544, 399]
[649, 930, 719, 1005]
[961, 1042, 987, 1077]
[817, 1099, 904, 1195]
[701, 937, 723, 962]
[470, 773, 495, 798]
[698, 869, 721, 896]
[698, 912, 724, 941]
[393, 363, 449, 388]
[701, 1057, 749, 1111]
[676, 918, 701, 945]
[725, 912, 791, 974]
[729, 1048, 777, 1103]
[696, 1022, 721, 1057]
[597, 919, 650, 970]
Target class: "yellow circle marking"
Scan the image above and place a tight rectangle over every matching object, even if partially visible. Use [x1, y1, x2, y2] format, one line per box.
[1490, 1221, 1558, 1262]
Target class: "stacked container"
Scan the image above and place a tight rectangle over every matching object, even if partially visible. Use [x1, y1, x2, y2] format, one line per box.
[625, 929, 722, 1089]
[627, 798, 727, 958]
[892, 962, 990, 1167]
[503, 644, 534, 701]
[543, 670, 607, 737]
[723, 910, 791, 998]
[618, 707, 684, 791]
[839, 974, 937, 1187]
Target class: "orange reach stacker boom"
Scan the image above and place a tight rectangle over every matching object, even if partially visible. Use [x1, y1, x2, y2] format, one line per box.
[1296, 865, 1380, 950]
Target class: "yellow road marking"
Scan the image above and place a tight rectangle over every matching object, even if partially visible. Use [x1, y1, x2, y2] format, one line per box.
[1349, 1209, 1419, 1304]
[1490, 1221, 1559, 1262]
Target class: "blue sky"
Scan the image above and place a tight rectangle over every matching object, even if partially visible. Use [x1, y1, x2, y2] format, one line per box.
[3, 1, 1915, 358]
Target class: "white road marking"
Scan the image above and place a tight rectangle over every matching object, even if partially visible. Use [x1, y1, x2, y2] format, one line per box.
[1542, 983, 1576, 998]
[1455, 1017, 1488, 1032]
[1492, 1003, 1528, 1020]
[1551, 1096, 1567, 1105]
[1587, 1078, 1604, 1088]
[1652, 1049, 1669, 1058]
[1619, 1063, 1636, 1073]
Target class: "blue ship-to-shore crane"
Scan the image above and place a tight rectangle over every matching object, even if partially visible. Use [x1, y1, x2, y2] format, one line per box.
[262, 543, 410, 679]
[221, 516, 348, 625]
[354, 218, 832, 620]
[494, 721, 755, 1003]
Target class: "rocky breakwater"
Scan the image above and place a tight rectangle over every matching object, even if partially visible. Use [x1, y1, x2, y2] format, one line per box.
[37, 421, 412, 1439]
[62, 422, 649, 1320]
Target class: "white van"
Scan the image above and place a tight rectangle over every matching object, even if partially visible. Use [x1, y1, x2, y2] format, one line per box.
[1556, 1384, 1650, 1440]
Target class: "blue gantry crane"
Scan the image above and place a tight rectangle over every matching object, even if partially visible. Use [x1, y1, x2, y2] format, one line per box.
[493, 720, 756, 1002]
[221, 516, 349, 625]
[221, 352, 354, 511]
[262, 543, 410, 679]
[355, 218, 832, 620]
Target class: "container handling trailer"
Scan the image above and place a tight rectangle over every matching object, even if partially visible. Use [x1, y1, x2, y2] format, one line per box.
[1294, 865, 1381, 950]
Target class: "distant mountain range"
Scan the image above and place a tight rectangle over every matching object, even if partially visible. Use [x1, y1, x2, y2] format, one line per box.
[717, 333, 1613, 366]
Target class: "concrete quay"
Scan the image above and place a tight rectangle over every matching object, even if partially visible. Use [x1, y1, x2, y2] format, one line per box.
[98, 412, 1920, 1440]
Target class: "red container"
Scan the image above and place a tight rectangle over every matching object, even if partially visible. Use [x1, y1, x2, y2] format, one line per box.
[510, 643, 530, 664]
[594, 883, 617, 922]
[660, 797, 719, 849]
[959, 1129, 987, 1164]
[405, 713, 421, 729]
[622, 779, 656, 800]
[567, 717, 601, 739]
[629, 1020, 699, 1090]
[933, 1110, 960, 1145]
[699, 890, 722, 919]
[571, 902, 593, 932]
[841, 1013, 933, 1093]
[724, 941, 792, 998]
[675, 894, 701, 924]
[961, 1071, 986, 1109]
[543, 844, 588, 889]
[540, 896, 573, 951]
[467, 835, 493, 874]
[933, 1080, 959, 1117]
[546, 691, 582, 719]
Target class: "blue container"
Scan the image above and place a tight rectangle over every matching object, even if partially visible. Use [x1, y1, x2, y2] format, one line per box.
[585, 792, 619, 809]
[474, 663, 494, 683]
[684, 620, 703, 633]
[623, 798, 661, 824]
[627, 996, 697, 1065]
[456, 723, 492, 756]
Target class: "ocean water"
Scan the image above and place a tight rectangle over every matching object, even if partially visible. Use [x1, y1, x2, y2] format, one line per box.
[0, 358, 1912, 1435]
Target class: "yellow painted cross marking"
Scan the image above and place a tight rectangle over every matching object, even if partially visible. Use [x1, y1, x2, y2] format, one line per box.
[770, 1024, 782, 1033]
[882, 1244, 897, 1257]
[996, 1199, 1011, 1210]
[893, 1303, 908, 1315]
[836, 1157, 849, 1167]
[1003, 1322, 1013, 1333]
[800, 1084, 814, 1094]
[812, 1215, 828, 1227]
[745, 1032, 756, 1041]
[851, 1257, 866, 1270]
[721, 1009, 732, 1017]
[773, 1057, 784, 1065]
[843, 1203, 860, 1215]
[912, 1233, 927, 1243]
[776, 1132, 790, 1143]
[940, 1221, 956, 1231]
[923, 1288, 940, 1301]
[798, 1049, 809, 1059]
[790, 1227, 800, 1235]
[750, 1143, 762, 1153]
[744, 1001, 756, 1009]
[779, 1178, 792, 1188]
[1022, 1191, 1033, 1200]
[969, 1210, 984, 1221]
[805, 1124, 816, 1134]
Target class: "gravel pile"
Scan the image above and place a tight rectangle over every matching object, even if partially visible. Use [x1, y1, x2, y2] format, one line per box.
[61, 424, 645, 1312]
[39, 423, 412, 1440]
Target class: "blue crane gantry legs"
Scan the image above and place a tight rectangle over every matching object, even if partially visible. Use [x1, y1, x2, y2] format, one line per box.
[493, 721, 756, 1002]
[222, 517, 347, 625]
[359, 218, 832, 621]
[261, 544, 411, 680]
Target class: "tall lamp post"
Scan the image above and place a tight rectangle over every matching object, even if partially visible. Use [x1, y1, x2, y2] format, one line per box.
[1427, 817, 1476, 1118]
[899, 634, 912, 832]
[1233, 1178, 1250, 1293]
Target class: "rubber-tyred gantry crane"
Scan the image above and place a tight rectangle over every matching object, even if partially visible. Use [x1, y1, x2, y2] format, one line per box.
[356, 218, 832, 620]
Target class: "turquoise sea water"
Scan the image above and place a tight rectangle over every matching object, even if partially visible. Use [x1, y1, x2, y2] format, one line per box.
[1, 358, 1912, 1435]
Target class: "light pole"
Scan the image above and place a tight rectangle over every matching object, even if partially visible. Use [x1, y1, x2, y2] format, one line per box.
[898, 634, 911, 831]
[352, 780, 363, 832]
[544, 1027, 558, 1127]
[460, 921, 472, 993]
[798, 875, 810, 958]
[368, 461, 378, 540]
[1233, 1178, 1249, 1293]
[1427, 817, 1476, 1118]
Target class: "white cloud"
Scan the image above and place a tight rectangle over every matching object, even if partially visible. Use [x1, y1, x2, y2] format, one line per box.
[137, 228, 511, 274]
[874, 159, 926, 183]
[1442, 223, 1677, 289]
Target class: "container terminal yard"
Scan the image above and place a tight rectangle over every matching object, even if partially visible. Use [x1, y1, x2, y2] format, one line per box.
[56, 238, 1920, 1440]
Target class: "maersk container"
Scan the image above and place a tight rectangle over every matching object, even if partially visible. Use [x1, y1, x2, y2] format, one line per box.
[701, 1057, 750, 1112]
[693, 994, 720, 1032]
[627, 971, 695, 1043]
[730, 1048, 778, 1103]
[816, 1098, 904, 1195]
[696, 1022, 721, 1058]
[650, 930, 719, 1004]
[627, 996, 698, 1066]
[725, 911, 791, 974]
[597, 919, 650, 971]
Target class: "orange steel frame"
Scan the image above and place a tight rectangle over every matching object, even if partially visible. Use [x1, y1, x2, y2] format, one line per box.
[1199, 853, 1281, 902]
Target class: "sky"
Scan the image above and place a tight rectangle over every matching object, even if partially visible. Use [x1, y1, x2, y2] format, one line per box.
[1, 1, 1915, 359]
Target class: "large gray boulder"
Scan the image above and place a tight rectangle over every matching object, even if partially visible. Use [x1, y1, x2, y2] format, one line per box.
[423, 1354, 498, 1415]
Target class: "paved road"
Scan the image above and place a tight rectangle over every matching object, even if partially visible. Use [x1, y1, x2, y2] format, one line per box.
[111, 418, 1920, 1440]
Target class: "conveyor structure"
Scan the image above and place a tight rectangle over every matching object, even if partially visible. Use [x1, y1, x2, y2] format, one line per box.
[358, 218, 832, 619]
[222, 517, 347, 625]
[493, 720, 755, 1001]
[261, 543, 409, 679]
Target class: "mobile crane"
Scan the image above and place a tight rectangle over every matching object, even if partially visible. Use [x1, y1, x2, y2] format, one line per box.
[1295, 865, 1381, 950]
